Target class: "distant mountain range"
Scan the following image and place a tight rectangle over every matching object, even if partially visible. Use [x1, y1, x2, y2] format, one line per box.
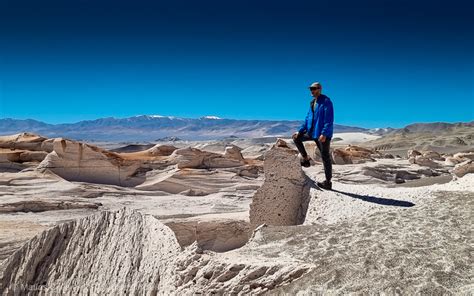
[365, 121, 474, 152]
[0, 115, 368, 141]
[0, 116, 472, 142]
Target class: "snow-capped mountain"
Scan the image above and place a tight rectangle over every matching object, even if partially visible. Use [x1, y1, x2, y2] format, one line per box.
[0, 115, 368, 141]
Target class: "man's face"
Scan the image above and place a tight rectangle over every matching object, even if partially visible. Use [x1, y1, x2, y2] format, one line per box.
[310, 87, 321, 97]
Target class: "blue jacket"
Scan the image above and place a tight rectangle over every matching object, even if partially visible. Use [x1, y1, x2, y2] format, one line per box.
[298, 94, 334, 139]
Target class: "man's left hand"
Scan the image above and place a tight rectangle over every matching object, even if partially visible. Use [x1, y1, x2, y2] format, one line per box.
[319, 135, 326, 143]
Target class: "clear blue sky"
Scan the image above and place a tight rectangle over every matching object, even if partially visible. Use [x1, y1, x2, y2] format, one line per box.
[0, 0, 473, 128]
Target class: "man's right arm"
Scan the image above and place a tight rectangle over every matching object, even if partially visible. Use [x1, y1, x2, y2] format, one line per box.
[298, 109, 310, 134]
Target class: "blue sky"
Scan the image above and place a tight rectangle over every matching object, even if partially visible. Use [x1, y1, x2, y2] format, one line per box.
[0, 0, 473, 128]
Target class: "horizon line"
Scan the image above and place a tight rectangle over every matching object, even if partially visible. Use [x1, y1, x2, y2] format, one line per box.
[1, 115, 473, 130]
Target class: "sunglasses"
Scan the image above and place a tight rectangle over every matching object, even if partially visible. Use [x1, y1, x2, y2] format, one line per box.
[309, 87, 320, 91]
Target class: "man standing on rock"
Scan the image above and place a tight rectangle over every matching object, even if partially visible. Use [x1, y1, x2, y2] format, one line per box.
[292, 82, 334, 190]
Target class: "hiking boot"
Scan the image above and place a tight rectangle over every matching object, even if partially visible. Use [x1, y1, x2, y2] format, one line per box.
[317, 180, 332, 190]
[300, 158, 311, 167]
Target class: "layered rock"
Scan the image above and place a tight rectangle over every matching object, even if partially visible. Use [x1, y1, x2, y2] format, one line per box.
[0, 200, 102, 213]
[37, 138, 144, 186]
[0, 133, 52, 152]
[407, 149, 422, 159]
[444, 152, 474, 166]
[235, 165, 261, 178]
[223, 145, 244, 161]
[168, 147, 245, 169]
[406, 149, 446, 168]
[453, 152, 474, 161]
[18, 150, 49, 162]
[332, 145, 380, 165]
[249, 140, 312, 228]
[1, 209, 312, 294]
[453, 160, 474, 177]
[119, 144, 178, 159]
[165, 215, 251, 252]
[0, 134, 51, 171]
[0, 150, 41, 172]
[148, 144, 178, 156]
[135, 167, 249, 195]
[421, 150, 444, 161]
[0, 209, 181, 294]
[408, 155, 440, 168]
[173, 242, 312, 295]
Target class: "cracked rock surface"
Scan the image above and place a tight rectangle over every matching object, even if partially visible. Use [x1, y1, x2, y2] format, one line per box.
[1, 209, 312, 295]
[249, 142, 312, 228]
[0, 208, 181, 294]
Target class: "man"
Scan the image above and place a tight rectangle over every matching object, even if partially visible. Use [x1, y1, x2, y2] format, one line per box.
[292, 82, 334, 190]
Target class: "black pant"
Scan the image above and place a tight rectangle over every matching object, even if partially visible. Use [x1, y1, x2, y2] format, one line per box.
[293, 133, 332, 182]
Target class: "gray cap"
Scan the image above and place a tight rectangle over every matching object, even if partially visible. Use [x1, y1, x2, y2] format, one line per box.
[308, 82, 322, 89]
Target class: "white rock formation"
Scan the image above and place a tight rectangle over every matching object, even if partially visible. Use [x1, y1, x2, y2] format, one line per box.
[249, 140, 312, 228]
[409, 155, 440, 168]
[173, 242, 312, 295]
[119, 144, 178, 159]
[453, 152, 474, 161]
[0, 208, 181, 294]
[407, 149, 422, 158]
[147, 144, 178, 156]
[422, 150, 444, 161]
[224, 145, 244, 161]
[18, 150, 49, 162]
[453, 159, 474, 177]
[332, 145, 379, 165]
[165, 217, 250, 252]
[37, 138, 144, 186]
[1, 209, 312, 294]
[168, 147, 244, 169]
[0, 133, 52, 152]
[445, 156, 461, 166]
[0, 200, 101, 213]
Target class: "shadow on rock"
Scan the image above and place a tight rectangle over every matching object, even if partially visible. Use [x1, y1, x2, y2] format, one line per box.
[331, 189, 415, 207]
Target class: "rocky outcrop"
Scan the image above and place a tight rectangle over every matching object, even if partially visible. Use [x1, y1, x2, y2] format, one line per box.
[445, 156, 461, 166]
[0, 134, 52, 172]
[0, 150, 40, 172]
[135, 167, 246, 195]
[406, 149, 448, 168]
[454, 152, 474, 161]
[0, 149, 48, 173]
[274, 138, 290, 148]
[18, 150, 49, 162]
[0, 150, 22, 163]
[0, 133, 52, 152]
[421, 150, 444, 161]
[165, 217, 251, 252]
[332, 145, 380, 165]
[409, 155, 441, 168]
[407, 149, 422, 159]
[168, 147, 245, 169]
[249, 140, 312, 228]
[119, 144, 178, 159]
[453, 160, 474, 178]
[332, 148, 353, 164]
[0, 208, 181, 294]
[1, 209, 312, 294]
[445, 152, 474, 166]
[0, 200, 102, 213]
[148, 144, 178, 156]
[173, 242, 312, 295]
[37, 138, 144, 186]
[224, 145, 244, 161]
[236, 165, 261, 178]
